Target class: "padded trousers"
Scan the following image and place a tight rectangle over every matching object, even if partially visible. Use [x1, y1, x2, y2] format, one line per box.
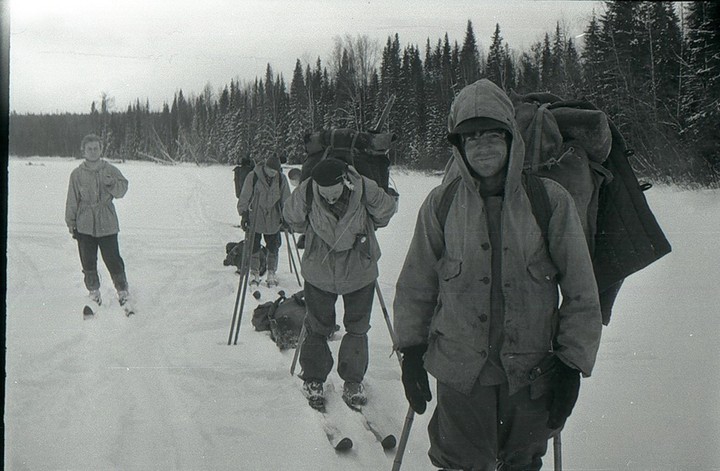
[428, 381, 553, 471]
[299, 281, 375, 384]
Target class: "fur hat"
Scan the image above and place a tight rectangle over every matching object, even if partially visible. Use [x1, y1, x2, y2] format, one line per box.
[311, 158, 347, 187]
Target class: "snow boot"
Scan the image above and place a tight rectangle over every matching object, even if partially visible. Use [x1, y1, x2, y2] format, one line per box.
[117, 290, 130, 306]
[249, 270, 261, 287]
[302, 380, 325, 411]
[342, 381, 367, 409]
[266, 270, 279, 288]
[89, 289, 102, 306]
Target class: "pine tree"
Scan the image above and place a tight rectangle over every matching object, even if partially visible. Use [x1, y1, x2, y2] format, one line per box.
[683, 1, 720, 182]
[487, 24, 505, 88]
[459, 20, 481, 87]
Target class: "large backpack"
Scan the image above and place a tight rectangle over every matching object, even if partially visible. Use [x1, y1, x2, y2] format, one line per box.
[300, 128, 398, 199]
[440, 92, 671, 325]
[233, 158, 254, 198]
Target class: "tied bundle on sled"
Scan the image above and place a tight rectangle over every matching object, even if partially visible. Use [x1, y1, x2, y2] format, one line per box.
[223, 241, 267, 275]
[252, 291, 307, 350]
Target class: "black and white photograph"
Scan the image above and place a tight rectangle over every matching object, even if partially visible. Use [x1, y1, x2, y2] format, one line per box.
[4, 1, 720, 469]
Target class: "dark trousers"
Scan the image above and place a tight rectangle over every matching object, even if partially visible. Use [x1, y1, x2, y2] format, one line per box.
[251, 232, 282, 254]
[299, 281, 375, 384]
[428, 381, 552, 471]
[251, 232, 281, 272]
[76, 233, 128, 292]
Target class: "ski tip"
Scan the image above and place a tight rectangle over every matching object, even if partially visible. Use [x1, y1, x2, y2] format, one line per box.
[381, 435, 397, 450]
[335, 437, 353, 451]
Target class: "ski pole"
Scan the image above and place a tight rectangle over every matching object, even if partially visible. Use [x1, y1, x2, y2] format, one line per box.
[374, 282, 399, 348]
[284, 228, 294, 274]
[232, 198, 260, 345]
[227, 217, 256, 345]
[392, 407, 415, 471]
[373, 282, 416, 471]
[289, 231, 303, 268]
[227, 256, 249, 345]
[284, 230, 302, 287]
[554, 433, 562, 471]
[290, 321, 307, 376]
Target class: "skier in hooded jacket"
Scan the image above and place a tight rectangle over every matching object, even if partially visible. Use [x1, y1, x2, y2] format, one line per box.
[65, 133, 131, 308]
[283, 158, 397, 410]
[237, 155, 291, 288]
[393, 79, 603, 470]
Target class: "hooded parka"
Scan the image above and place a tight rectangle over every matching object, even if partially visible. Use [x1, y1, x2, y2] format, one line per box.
[237, 164, 291, 235]
[283, 166, 396, 295]
[65, 160, 128, 237]
[393, 79, 603, 396]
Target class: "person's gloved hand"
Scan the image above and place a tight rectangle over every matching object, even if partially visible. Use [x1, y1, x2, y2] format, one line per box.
[241, 211, 250, 232]
[547, 359, 581, 429]
[70, 227, 79, 239]
[400, 344, 432, 414]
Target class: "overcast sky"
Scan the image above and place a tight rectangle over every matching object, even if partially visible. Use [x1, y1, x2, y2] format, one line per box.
[9, 0, 605, 115]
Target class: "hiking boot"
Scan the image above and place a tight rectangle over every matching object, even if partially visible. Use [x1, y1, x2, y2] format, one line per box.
[249, 270, 261, 287]
[89, 289, 102, 306]
[266, 271, 278, 288]
[117, 290, 130, 306]
[342, 381, 367, 408]
[302, 380, 325, 411]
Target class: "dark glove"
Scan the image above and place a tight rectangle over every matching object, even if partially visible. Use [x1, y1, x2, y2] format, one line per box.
[70, 227, 79, 239]
[241, 211, 250, 232]
[547, 359, 581, 429]
[400, 344, 432, 414]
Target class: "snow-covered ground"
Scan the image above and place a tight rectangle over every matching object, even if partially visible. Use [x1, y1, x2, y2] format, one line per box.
[5, 156, 720, 470]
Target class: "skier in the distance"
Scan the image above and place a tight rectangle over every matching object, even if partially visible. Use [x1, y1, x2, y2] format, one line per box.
[393, 79, 603, 470]
[283, 158, 397, 410]
[237, 155, 291, 288]
[65, 133, 131, 310]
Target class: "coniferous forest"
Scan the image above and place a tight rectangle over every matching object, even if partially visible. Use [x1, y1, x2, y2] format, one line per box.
[8, 2, 720, 187]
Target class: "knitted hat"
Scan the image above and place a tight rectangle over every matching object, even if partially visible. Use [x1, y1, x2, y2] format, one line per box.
[311, 158, 347, 187]
[266, 155, 282, 172]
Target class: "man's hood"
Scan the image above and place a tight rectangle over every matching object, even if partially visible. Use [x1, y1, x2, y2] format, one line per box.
[446, 79, 525, 193]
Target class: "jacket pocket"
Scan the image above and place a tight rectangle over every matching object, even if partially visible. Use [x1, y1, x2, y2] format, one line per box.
[527, 258, 558, 284]
[528, 354, 557, 400]
[435, 257, 462, 282]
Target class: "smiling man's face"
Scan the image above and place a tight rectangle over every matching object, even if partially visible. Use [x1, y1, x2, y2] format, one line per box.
[462, 129, 509, 178]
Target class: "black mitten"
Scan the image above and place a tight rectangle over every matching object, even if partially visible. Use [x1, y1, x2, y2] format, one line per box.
[400, 344, 432, 414]
[547, 359, 581, 429]
[241, 211, 250, 232]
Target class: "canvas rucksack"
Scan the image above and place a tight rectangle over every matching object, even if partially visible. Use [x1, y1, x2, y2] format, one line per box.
[233, 158, 254, 198]
[251, 290, 306, 350]
[439, 92, 671, 325]
[300, 128, 399, 200]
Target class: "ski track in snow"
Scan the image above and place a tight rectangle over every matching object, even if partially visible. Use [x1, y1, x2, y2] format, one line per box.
[5, 157, 720, 470]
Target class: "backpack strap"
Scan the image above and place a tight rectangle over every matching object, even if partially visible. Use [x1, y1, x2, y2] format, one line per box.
[522, 172, 552, 246]
[436, 176, 462, 229]
[435, 173, 551, 247]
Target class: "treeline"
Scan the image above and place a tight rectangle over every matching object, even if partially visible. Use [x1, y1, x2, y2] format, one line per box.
[8, 1, 720, 187]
